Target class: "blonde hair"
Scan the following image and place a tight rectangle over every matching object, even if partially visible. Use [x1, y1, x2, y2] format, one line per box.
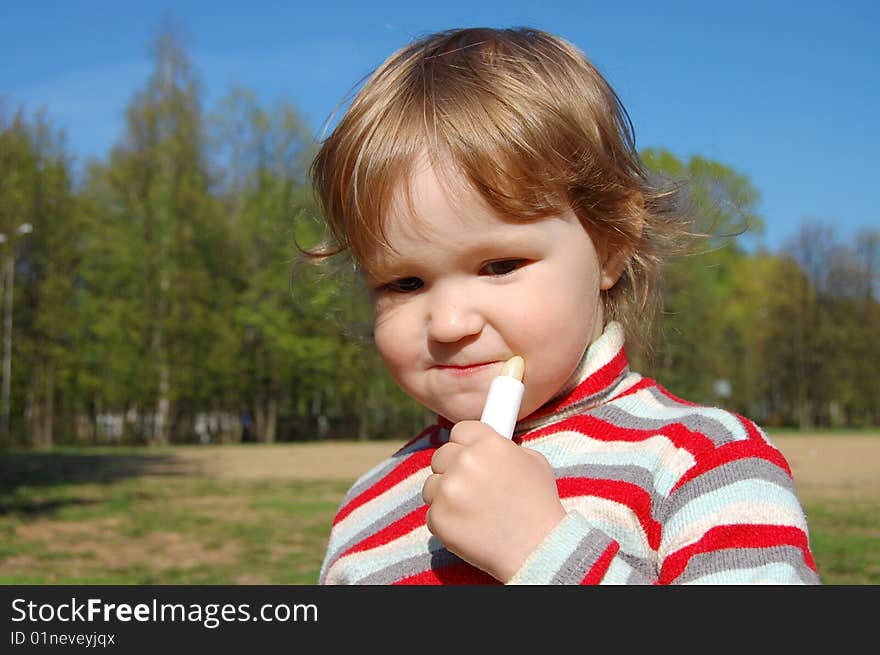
[308, 27, 689, 343]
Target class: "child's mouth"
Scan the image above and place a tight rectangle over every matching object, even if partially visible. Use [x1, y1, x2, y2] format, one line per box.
[433, 362, 498, 376]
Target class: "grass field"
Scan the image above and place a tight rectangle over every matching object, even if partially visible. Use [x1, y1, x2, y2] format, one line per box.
[0, 433, 877, 585]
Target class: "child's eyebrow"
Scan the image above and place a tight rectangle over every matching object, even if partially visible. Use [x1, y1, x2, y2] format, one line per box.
[364, 256, 426, 282]
[368, 233, 539, 279]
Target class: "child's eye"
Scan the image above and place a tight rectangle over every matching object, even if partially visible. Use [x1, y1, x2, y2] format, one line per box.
[480, 259, 528, 276]
[384, 277, 424, 293]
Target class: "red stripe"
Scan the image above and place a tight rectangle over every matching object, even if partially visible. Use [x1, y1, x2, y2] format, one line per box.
[557, 349, 628, 409]
[609, 376, 655, 400]
[334, 449, 433, 525]
[557, 477, 662, 550]
[672, 434, 793, 491]
[659, 524, 817, 584]
[527, 348, 628, 422]
[580, 540, 620, 584]
[739, 415, 793, 475]
[342, 505, 429, 557]
[521, 413, 716, 457]
[395, 562, 499, 585]
[398, 424, 441, 452]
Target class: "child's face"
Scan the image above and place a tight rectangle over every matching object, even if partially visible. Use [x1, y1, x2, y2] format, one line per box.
[365, 159, 621, 424]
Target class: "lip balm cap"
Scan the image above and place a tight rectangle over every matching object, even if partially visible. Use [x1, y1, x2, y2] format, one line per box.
[480, 356, 526, 439]
[501, 356, 525, 381]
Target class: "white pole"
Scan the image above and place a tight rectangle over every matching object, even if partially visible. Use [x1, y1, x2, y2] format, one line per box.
[0, 223, 32, 449]
[1, 244, 13, 448]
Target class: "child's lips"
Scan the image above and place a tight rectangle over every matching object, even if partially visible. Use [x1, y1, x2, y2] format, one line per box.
[432, 361, 499, 376]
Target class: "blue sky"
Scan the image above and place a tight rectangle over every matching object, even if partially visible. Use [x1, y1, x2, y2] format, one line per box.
[2, 0, 877, 251]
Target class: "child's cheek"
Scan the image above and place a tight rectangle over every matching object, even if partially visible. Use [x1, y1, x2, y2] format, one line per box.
[516, 280, 601, 415]
[372, 304, 414, 372]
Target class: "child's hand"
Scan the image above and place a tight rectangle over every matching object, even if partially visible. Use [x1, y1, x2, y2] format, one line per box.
[422, 420, 567, 583]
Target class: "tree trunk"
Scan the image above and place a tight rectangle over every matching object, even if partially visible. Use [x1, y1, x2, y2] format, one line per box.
[151, 289, 171, 446]
[254, 394, 277, 443]
[264, 397, 277, 443]
[357, 394, 369, 441]
[27, 364, 54, 449]
[153, 365, 170, 446]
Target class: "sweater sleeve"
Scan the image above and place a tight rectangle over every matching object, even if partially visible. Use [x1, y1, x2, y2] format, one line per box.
[654, 420, 820, 584]
[508, 419, 821, 585]
[506, 510, 636, 584]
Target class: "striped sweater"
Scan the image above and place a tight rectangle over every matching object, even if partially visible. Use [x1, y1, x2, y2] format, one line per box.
[318, 322, 820, 584]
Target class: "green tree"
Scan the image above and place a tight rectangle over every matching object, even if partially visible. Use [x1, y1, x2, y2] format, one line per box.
[854, 229, 880, 424]
[210, 87, 325, 442]
[725, 253, 808, 425]
[639, 148, 763, 406]
[81, 20, 235, 444]
[0, 111, 80, 448]
[0, 113, 35, 448]
[781, 220, 836, 428]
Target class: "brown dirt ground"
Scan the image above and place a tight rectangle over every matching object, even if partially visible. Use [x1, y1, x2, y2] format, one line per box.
[767, 434, 880, 501]
[5, 435, 876, 583]
[164, 433, 880, 501]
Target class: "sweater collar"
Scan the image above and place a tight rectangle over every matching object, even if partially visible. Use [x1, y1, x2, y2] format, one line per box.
[437, 321, 633, 435]
[514, 321, 631, 434]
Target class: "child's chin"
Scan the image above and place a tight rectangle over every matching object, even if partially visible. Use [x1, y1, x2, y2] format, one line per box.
[423, 392, 487, 425]
[435, 407, 481, 425]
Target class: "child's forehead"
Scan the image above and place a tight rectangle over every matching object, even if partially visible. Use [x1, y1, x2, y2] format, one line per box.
[355, 148, 588, 277]
[396, 151, 472, 203]
[364, 166, 588, 276]
[382, 155, 488, 236]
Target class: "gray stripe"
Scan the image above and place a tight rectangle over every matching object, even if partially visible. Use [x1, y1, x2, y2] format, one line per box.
[343, 435, 434, 502]
[639, 384, 692, 409]
[324, 493, 425, 572]
[674, 545, 820, 584]
[620, 551, 657, 584]
[359, 545, 460, 584]
[589, 402, 740, 448]
[516, 368, 635, 434]
[555, 462, 667, 520]
[656, 456, 798, 525]
[323, 426, 445, 577]
[550, 529, 614, 584]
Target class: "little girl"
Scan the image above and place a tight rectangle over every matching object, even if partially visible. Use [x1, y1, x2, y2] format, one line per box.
[309, 27, 820, 584]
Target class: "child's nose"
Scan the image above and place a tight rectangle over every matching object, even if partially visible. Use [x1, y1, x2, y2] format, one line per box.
[426, 286, 483, 343]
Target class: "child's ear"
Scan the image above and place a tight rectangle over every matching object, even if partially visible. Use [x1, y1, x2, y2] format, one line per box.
[599, 246, 632, 290]
[599, 194, 644, 291]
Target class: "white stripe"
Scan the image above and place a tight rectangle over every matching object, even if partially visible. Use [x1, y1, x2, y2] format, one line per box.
[663, 494, 809, 557]
[580, 321, 625, 378]
[614, 389, 750, 442]
[681, 561, 806, 585]
[602, 555, 638, 584]
[526, 431, 696, 497]
[324, 525, 436, 584]
[561, 499, 653, 558]
[344, 433, 432, 497]
[330, 467, 430, 551]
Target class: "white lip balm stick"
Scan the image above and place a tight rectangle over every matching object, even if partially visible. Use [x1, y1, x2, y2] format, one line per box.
[480, 355, 525, 439]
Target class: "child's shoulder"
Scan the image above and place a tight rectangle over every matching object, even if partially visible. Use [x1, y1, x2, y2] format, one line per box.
[599, 376, 780, 455]
[337, 423, 443, 507]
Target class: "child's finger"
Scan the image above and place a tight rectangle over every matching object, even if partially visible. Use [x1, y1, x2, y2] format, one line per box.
[430, 442, 460, 474]
[448, 419, 493, 445]
[422, 472, 440, 505]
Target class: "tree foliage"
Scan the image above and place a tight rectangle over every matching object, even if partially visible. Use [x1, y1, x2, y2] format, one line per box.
[0, 32, 877, 449]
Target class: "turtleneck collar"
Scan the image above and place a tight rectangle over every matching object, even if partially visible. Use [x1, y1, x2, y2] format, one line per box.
[514, 320, 634, 434]
[437, 321, 638, 436]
